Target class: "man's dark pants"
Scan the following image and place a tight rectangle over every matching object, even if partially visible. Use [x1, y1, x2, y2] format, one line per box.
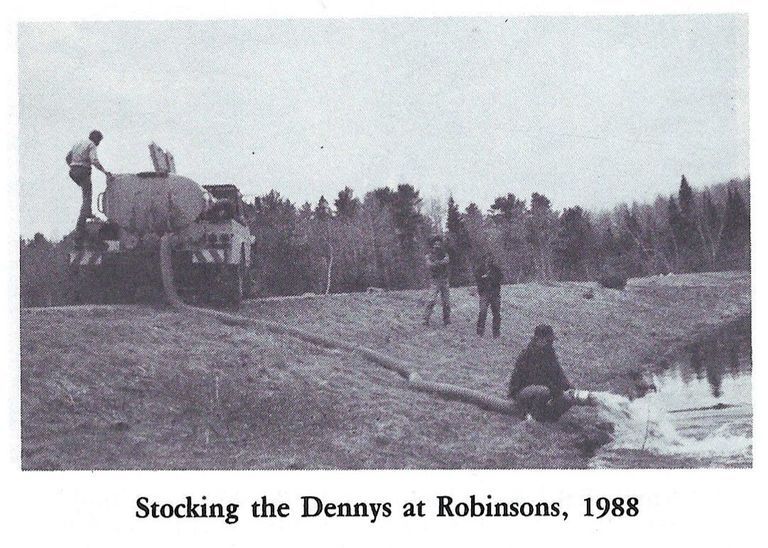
[514, 385, 573, 422]
[69, 166, 93, 231]
[477, 291, 501, 337]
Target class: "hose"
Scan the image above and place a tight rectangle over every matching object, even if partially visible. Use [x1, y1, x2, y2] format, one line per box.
[408, 374, 519, 415]
[160, 232, 548, 419]
[159, 233, 184, 307]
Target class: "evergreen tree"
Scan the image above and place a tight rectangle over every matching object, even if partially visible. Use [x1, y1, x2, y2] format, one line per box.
[446, 196, 463, 237]
[554, 206, 594, 280]
[298, 201, 313, 222]
[20, 233, 57, 307]
[250, 191, 311, 295]
[465, 202, 481, 217]
[595, 220, 641, 281]
[598, 225, 619, 267]
[489, 193, 525, 223]
[446, 196, 471, 285]
[334, 186, 360, 219]
[315, 195, 332, 221]
[486, 194, 530, 282]
[702, 190, 719, 237]
[371, 187, 395, 207]
[667, 195, 683, 272]
[360, 189, 398, 289]
[463, 202, 489, 262]
[390, 184, 429, 287]
[674, 175, 705, 272]
[390, 184, 424, 250]
[315, 187, 365, 292]
[717, 187, 750, 269]
[679, 175, 695, 217]
[616, 208, 648, 277]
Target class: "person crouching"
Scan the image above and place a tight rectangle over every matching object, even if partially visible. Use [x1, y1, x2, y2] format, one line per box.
[508, 324, 573, 422]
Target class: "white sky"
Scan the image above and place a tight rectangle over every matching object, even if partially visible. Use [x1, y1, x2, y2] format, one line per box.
[18, 15, 748, 238]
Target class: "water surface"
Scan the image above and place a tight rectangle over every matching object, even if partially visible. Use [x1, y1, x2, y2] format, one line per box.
[589, 321, 752, 469]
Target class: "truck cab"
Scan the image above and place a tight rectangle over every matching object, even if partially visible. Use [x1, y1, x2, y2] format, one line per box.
[176, 183, 255, 306]
[203, 184, 247, 223]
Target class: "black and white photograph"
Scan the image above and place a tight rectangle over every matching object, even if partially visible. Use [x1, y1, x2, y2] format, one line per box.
[17, 14, 751, 471]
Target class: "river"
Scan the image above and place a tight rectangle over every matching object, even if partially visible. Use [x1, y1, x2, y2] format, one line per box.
[590, 328, 752, 468]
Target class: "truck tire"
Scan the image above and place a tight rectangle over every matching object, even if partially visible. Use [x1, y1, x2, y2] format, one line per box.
[69, 267, 87, 305]
[98, 265, 132, 304]
[72, 268, 107, 304]
[240, 245, 251, 299]
[220, 263, 243, 308]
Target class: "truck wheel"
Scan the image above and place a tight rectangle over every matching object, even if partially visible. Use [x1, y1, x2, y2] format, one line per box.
[98, 265, 127, 304]
[73, 268, 106, 304]
[222, 264, 243, 308]
[69, 268, 86, 305]
[240, 245, 251, 298]
[231, 265, 244, 308]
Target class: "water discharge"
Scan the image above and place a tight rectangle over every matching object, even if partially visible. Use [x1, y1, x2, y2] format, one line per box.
[590, 369, 752, 468]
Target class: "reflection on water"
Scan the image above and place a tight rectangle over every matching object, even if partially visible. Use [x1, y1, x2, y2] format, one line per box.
[688, 335, 745, 397]
[591, 327, 752, 468]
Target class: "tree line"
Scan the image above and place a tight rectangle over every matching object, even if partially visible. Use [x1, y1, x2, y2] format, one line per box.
[20, 175, 750, 306]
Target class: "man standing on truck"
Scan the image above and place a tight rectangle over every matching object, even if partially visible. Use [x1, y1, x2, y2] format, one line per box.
[423, 236, 451, 327]
[66, 130, 110, 232]
[475, 252, 503, 338]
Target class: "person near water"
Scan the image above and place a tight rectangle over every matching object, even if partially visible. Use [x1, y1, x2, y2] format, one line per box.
[474, 252, 503, 337]
[508, 324, 574, 421]
[423, 235, 451, 326]
[66, 130, 111, 232]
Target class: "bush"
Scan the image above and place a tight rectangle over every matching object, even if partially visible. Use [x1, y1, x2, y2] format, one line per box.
[598, 273, 628, 290]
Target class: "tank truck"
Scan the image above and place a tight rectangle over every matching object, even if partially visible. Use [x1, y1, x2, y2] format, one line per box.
[68, 144, 254, 307]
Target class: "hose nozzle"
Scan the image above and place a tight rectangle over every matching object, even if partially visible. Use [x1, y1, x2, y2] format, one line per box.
[565, 388, 595, 406]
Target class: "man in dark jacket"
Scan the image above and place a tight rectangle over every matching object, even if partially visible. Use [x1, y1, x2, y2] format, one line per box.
[475, 253, 503, 337]
[508, 324, 574, 422]
[423, 236, 451, 326]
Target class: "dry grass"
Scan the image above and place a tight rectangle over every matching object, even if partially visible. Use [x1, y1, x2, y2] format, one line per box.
[20, 271, 750, 469]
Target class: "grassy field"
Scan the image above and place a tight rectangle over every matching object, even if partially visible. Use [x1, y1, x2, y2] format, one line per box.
[20, 271, 750, 469]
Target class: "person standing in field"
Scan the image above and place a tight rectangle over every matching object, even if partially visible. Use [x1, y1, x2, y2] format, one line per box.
[423, 236, 451, 326]
[475, 253, 503, 338]
[66, 130, 110, 232]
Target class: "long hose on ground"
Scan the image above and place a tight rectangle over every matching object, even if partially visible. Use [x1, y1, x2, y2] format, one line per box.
[160, 233, 541, 417]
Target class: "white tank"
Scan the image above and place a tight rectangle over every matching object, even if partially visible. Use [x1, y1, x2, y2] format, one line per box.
[104, 172, 208, 235]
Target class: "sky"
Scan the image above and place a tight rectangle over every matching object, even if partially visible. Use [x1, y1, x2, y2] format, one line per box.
[18, 15, 748, 239]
